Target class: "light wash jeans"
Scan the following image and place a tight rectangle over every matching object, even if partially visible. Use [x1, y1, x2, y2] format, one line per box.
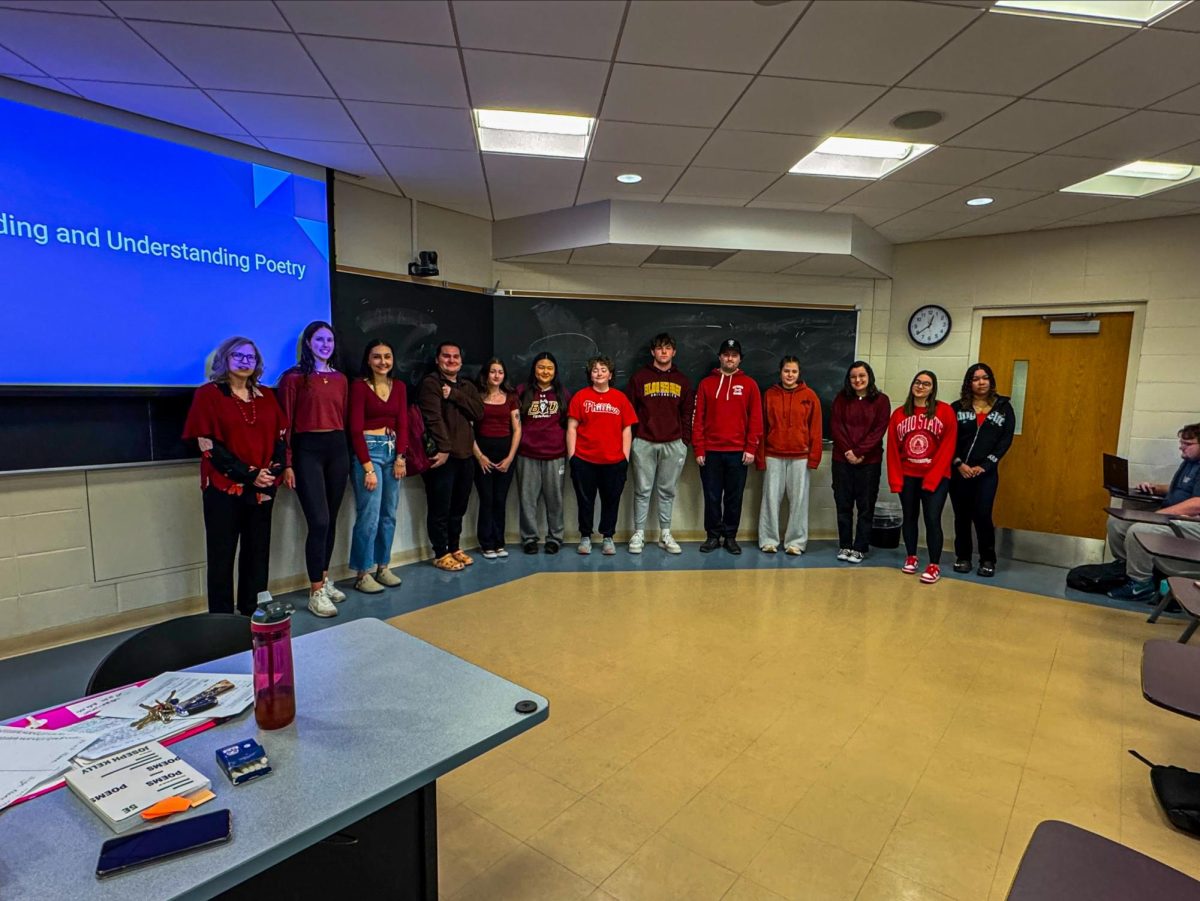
[349, 434, 400, 572]
[630, 437, 687, 530]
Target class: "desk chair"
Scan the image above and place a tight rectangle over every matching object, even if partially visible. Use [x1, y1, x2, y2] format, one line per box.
[1148, 578, 1200, 643]
[86, 613, 252, 695]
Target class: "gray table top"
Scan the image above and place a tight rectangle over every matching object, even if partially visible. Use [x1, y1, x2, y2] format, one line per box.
[0, 618, 548, 899]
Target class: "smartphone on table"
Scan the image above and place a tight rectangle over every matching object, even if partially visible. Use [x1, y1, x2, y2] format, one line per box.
[96, 809, 232, 879]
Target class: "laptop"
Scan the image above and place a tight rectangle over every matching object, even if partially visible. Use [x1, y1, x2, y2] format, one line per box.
[1103, 453, 1158, 501]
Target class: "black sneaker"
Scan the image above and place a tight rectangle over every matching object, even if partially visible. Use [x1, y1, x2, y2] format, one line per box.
[977, 561, 996, 578]
[544, 540, 560, 555]
[953, 559, 972, 573]
[724, 536, 742, 555]
[699, 535, 721, 553]
[523, 540, 539, 554]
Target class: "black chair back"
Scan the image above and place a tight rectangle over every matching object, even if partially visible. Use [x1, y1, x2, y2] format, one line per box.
[86, 613, 252, 695]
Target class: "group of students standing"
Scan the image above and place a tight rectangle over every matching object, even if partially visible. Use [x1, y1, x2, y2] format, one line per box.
[182, 320, 1016, 617]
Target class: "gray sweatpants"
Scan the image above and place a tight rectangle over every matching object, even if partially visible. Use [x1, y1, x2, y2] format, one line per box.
[517, 456, 565, 544]
[1108, 516, 1200, 580]
[758, 456, 812, 551]
[630, 438, 687, 530]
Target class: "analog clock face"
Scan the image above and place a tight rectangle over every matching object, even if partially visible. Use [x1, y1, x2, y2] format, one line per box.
[908, 305, 951, 347]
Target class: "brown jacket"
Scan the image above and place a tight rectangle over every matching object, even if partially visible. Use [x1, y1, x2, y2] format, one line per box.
[419, 371, 483, 459]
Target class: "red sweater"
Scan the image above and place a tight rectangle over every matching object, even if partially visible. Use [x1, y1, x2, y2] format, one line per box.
[887, 402, 957, 493]
[276, 369, 348, 466]
[831, 392, 891, 465]
[347, 378, 408, 465]
[626, 363, 693, 444]
[182, 382, 287, 501]
[692, 368, 763, 457]
[756, 382, 822, 469]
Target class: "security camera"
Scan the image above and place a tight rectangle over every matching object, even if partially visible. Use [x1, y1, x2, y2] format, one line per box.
[408, 250, 439, 277]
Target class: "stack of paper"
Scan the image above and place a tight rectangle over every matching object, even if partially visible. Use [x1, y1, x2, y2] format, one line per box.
[0, 727, 99, 812]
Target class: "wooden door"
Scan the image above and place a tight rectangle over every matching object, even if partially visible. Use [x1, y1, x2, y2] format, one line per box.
[977, 312, 1133, 539]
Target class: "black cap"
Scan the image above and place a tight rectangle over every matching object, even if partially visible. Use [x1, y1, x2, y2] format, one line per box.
[719, 338, 742, 355]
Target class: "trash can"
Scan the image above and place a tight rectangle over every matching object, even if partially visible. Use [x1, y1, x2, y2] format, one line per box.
[870, 504, 902, 549]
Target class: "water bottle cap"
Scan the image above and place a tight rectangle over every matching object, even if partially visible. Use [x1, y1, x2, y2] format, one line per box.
[251, 597, 293, 625]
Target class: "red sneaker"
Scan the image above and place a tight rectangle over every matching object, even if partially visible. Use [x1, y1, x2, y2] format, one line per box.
[920, 563, 941, 584]
[902, 556, 919, 574]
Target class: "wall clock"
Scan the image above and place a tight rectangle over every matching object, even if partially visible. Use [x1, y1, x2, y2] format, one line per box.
[907, 304, 952, 347]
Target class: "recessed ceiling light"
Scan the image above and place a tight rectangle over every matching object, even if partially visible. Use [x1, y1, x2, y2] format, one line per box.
[616, 173, 642, 184]
[473, 109, 595, 159]
[1060, 159, 1200, 197]
[789, 136, 936, 180]
[966, 197, 994, 207]
[991, 1, 1189, 26]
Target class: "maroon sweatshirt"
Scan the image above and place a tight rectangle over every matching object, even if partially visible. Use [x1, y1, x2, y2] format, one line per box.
[626, 363, 694, 444]
[517, 383, 570, 460]
[830, 391, 891, 465]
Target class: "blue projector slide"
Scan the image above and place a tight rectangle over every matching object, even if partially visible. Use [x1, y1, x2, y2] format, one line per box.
[0, 96, 331, 387]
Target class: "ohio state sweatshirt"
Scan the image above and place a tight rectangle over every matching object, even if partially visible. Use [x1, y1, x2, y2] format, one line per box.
[886, 401, 957, 493]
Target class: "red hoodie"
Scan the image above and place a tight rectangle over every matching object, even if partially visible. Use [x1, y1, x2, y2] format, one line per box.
[756, 382, 823, 470]
[692, 368, 763, 457]
[887, 401, 957, 493]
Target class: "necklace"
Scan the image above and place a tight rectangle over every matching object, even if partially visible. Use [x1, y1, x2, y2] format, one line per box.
[314, 368, 331, 385]
[233, 391, 257, 426]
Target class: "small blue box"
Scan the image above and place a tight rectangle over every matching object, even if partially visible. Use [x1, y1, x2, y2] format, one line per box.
[215, 738, 272, 786]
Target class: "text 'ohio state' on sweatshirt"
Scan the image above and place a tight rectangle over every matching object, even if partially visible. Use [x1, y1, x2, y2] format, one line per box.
[886, 401, 957, 493]
[692, 367, 763, 457]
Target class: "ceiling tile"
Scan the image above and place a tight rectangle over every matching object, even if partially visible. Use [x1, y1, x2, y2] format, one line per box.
[576, 160, 682, 204]
[1143, 177, 1200, 202]
[901, 12, 1127, 97]
[454, 0, 623, 58]
[589, 121, 712, 165]
[715, 250, 814, 273]
[1153, 139, 1200, 164]
[948, 99, 1129, 153]
[1051, 110, 1200, 160]
[205, 91, 360, 141]
[0, 8, 189, 84]
[0, 43, 41, 76]
[261, 135, 387, 180]
[670, 166, 778, 199]
[0, 1, 111, 13]
[463, 49, 608, 116]
[64, 81, 245, 133]
[823, 204, 901, 227]
[346, 100, 474, 149]
[691, 130, 821, 173]
[377, 145, 488, 212]
[130, 20, 331, 94]
[1063, 197, 1200, 225]
[504, 250, 572, 263]
[977, 153, 1120, 191]
[723, 76, 886, 135]
[1151, 1, 1200, 31]
[334, 169, 401, 197]
[996, 191, 1120, 220]
[3, 73, 76, 93]
[838, 179, 956, 208]
[277, 0, 455, 44]
[780, 254, 859, 277]
[842, 87, 1014, 144]
[874, 221, 942, 243]
[665, 195, 753, 207]
[601, 64, 751, 127]
[1153, 83, 1200, 115]
[1033, 28, 1200, 109]
[919, 184, 1046, 214]
[570, 244, 656, 266]
[887, 146, 1032, 186]
[936, 214, 1065, 239]
[301, 35, 465, 105]
[746, 199, 833, 212]
[766, 0, 978, 85]
[109, 1, 288, 29]
[877, 207, 978, 236]
[619, 0, 806, 73]
[750, 174, 865, 206]
[484, 154, 583, 220]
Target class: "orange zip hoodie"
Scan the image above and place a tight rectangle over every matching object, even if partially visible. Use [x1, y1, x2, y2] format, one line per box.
[755, 382, 823, 470]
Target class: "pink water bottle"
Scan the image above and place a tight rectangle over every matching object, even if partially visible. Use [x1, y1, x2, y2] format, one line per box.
[251, 591, 296, 730]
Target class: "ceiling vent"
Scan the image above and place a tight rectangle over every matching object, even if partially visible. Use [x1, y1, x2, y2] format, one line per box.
[642, 248, 739, 268]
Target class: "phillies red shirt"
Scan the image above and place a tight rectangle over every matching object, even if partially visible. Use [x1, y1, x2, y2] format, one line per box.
[568, 386, 638, 464]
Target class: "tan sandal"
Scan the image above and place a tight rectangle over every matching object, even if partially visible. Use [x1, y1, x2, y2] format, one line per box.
[433, 553, 464, 571]
[451, 550, 474, 566]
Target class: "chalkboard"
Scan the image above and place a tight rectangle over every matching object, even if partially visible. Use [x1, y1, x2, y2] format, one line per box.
[493, 295, 858, 429]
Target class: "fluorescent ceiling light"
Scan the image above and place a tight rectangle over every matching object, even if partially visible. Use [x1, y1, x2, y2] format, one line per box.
[966, 197, 994, 206]
[474, 109, 595, 159]
[789, 136, 936, 180]
[616, 173, 642, 184]
[991, 1, 1190, 26]
[1061, 159, 1200, 197]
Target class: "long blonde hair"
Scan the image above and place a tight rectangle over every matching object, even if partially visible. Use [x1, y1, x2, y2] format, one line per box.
[209, 336, 264, 388]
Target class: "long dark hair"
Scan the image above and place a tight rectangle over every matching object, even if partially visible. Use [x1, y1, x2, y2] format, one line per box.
[358, 339, 397, 383]
[960, 362, 997, 407]
[903, 369, 939, 419]
[476, 356, 515, 398]
[841, 359, 878, 400]
[295, 320, 338, 378]
[518, 352, 568, 425]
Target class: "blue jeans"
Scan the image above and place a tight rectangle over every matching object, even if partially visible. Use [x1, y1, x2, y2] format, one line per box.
[349, 434, 400, 572]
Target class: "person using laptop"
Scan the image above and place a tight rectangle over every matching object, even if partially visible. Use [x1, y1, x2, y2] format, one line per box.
[1107, 422, 1200, 602]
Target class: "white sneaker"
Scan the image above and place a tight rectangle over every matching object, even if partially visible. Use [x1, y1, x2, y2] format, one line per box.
[760, 544, 778, 554]
[495, 548, 509, 558]
[482, 549, 498, 559]
[323, 581, 346, 602]
[628, 530, 645, 554]
[659, 531, 682, 554]
[308, 587, 338, 617]
[577, 537, 592, 555]
[847, 550, 865, 564]
[602, 537, 616, 555]
[836, 547, 851, 561]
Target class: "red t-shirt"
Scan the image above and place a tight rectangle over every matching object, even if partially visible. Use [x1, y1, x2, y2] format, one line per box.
[477, 394, 519, 438]
[568, 387, 638, 465]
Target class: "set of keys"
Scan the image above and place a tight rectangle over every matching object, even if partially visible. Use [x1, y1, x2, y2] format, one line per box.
[131, 680, 237, 730]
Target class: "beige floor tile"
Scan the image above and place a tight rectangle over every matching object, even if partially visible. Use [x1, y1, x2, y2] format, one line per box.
[743, 825, 872, 901]
[527, 796, 653, 885]
[437, 802, 523, 897]
[720, 876, 789, 900]
[705, 752, 822, 823]
[784, 782, 902, 861]
[876, 817, 999, 901]
[900, 780, 1014, 852]
[586, 889, 619, 901]
[464, 764, 581, 840]
[660, 786, 778, 872]
[453, 844, 595, 901]
[921, 746, 1024, 805]
[601, 833, 737, 901]
[589, 756, 705, 831]
[855, 866, 957, 901]
[440, 749, 523, 803]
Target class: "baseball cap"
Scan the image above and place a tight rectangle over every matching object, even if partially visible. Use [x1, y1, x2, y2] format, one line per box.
[719, 338, 742, 355]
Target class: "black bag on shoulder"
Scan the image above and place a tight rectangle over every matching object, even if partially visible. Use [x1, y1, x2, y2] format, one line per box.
[1067, 559, 1126, 594]
[1130, 750, 1200, 837]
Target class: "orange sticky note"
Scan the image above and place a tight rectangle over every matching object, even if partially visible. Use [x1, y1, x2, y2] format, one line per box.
[141, 796, 192, 820]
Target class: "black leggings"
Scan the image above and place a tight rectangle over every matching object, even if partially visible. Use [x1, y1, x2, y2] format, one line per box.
[292, 431, 350, 583]
[474, 434, 516, 551]
[950, 468, 1000, 564]
[899, 476, 950, 563]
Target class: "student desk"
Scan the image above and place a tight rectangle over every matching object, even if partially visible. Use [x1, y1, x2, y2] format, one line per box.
[1141, 639, 1200, 721]
[1147, 577, 1200, 642]
[0, 617, 548, 899]
[1133, 531, 1200, 569]
[1104, 506, 1200, 535]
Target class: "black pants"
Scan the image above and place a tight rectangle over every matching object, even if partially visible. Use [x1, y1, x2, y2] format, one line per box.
[292, 431, 350, 583]
[570, 457, 628, 538]
[950, 467, 1000, 564]
[899, 475, 950, 563]
[700, 450, 749, 538]
[423, 456, 474, 558]
[202, 487, 274, 616]
[832, 460, 882, 552]
[474, 435, 516, 551]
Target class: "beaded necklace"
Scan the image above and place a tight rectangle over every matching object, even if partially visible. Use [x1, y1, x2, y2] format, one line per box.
[232, 387, 257, 426]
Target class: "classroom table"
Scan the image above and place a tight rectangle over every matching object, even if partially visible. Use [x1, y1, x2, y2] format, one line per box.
[1104, 506, 1200, 533]
[0, 617, 548, 899]
[1141, 639, 1200, 721]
